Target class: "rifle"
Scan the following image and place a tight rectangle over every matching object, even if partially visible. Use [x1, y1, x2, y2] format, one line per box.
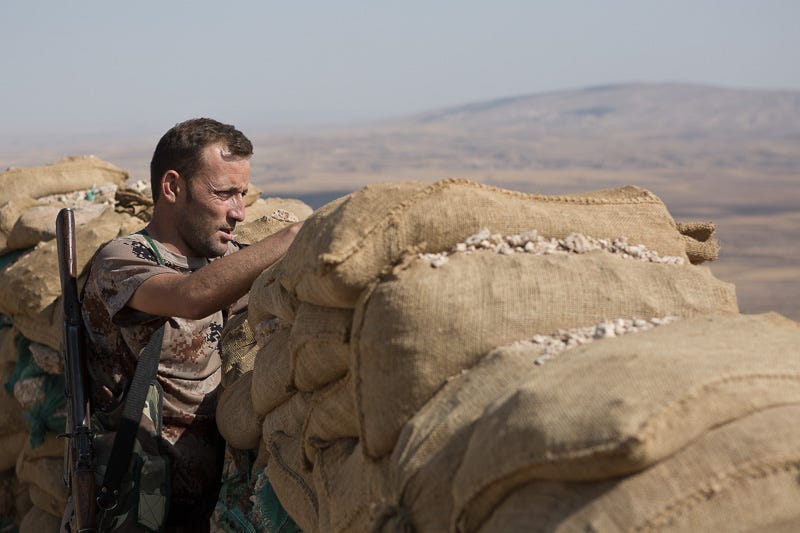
[57, 208, 97, 532]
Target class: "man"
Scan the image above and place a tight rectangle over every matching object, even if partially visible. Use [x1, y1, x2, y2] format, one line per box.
[80, 118, 301, 531]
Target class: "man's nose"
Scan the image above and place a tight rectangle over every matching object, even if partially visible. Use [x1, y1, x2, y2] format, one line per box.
[229, 194, 245, 222]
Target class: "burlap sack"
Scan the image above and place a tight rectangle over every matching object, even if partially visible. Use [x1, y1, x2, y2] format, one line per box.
[235, 216, 294, 246]
[290, 303, 352, 392]
[236, 197, 310, 245]
[15, 454, 66, 520]
[244, 197, 313, 224]
[0, 197, 38, 236]
[11, 300, 61, 351]
[216, 371, 262, 451]
[353, 251, 739, 458]
[302, 373, 359, 465]
[114, 182, 154, 222]
[265, 180, 696, 309]
[0, 208, 144, 317]
[251, 326, 295, 416]
[261, 392, 311, 442]
[28, 484, 63, 522]
[677, 220, 720, 264]
[0, 197, 38, 254]
[453, 313, 800, 530]
[219, 311, 257, 389]
[313, 438, 390, 533]
[378, 346, 541, 533]
[0, 432, 28, 473]
[19, 504, 61, 533]
[6, 203, 109, 251]
[250, 267, 300, 326]
[0, 155, 128, 201]
[0, 360, 28, 434]
[28, 342, 62, 375]
[265, 431, 319, 533]
[473, 404, 800, 533]
[0, 327, 17, 366]
[0, 469, 29, 525]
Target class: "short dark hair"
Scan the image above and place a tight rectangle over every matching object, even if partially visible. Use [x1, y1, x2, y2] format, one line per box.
[150, 118, 253, 202]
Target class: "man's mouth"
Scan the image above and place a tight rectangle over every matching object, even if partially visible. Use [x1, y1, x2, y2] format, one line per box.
[219, 227, 235, 240]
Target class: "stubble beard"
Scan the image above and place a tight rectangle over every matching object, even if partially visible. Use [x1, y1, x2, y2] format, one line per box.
[180, 188, 231, 259]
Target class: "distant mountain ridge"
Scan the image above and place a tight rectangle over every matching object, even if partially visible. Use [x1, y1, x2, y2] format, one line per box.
[246, 82, 800, 190]
[407, 83, 800, 139]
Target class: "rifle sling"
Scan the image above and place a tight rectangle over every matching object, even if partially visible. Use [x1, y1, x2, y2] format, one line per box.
[97, 323, 164, 511]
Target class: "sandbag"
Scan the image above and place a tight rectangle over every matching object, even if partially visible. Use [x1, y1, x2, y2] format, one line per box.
[472, 404, 800, 533]
[18, 504, 61, 533]
[15, 451, 67, 520]
[302, 373, 358, 464]
[265, 180, 697, 308]
[290, 303, 352, 391]
[216, 371, 262, 451]
[313, 439, 390, 533]
[0, 209, 144, 317]
[250, 266, 301, 327]
[380, 346, 541, 533]
[251, 327, 295, 416]
[0, 326, 16, 366]
[0, 155, 128, 201]
[677, 220, 720, 264]
[453, 313, 800, 529]
[6, 203, 109, 251]
[0, 432, 27, 473]
[244, 197, 313, 224]
[1, 360, 28, 432]
[11, 300, 61, 351]
[219, 311, 257, 389]
[265, 432, 318, 533]
[262, 392, 311, 442]
[0, 197, 38, 255]
[353, 251, 738, 457]
[236, 198, 310, 245]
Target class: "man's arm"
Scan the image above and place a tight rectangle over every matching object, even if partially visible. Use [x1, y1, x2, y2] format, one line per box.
[128, 222, 301, 320]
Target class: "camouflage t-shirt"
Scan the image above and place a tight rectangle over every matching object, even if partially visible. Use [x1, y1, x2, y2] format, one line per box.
[81, 232, 245, 513]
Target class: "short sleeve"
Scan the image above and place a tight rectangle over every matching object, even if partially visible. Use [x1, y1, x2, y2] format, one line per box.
[86, 236, 178, 326]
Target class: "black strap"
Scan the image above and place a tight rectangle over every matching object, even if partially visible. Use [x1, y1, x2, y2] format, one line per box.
[97, 230, 168, 513]
[96, 324, 165, 512]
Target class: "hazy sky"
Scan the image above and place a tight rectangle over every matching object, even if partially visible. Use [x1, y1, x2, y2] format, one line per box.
[1, 0, 797, 143]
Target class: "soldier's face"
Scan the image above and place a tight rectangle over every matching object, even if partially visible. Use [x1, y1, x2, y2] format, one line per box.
[177, 143, 250, 258]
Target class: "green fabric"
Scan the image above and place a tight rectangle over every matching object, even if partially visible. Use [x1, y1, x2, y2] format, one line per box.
[4, 334, 66, 447]
[0, 249, 27, 272]
[25, 373, 66, 447]
[213, 450, 301, 533]
[251, 474, 302, 533]
[0, 517, 18, 533]
[4, 336, 43, 393]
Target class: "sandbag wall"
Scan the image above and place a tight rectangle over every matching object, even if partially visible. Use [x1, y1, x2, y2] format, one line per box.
[0, 156, 136, 531]
[0, 156, 306, 532]
[218, 179, 800, 533]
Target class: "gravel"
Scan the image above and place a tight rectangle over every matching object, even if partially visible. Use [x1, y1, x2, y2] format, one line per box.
[419, 228, 685, 267]
[507, 316, 680, 366]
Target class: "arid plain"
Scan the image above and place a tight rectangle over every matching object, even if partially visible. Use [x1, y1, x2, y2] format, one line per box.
[4, 83, 798, 319]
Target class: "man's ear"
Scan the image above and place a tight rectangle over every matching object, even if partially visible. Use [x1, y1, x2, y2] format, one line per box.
[160, 170, 181, 204]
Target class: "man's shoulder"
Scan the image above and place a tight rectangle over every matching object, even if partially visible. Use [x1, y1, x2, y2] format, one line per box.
[95, 232, 157, 264]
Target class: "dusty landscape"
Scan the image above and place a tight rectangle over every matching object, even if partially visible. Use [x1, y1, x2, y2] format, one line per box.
[2, 83, 798, 319]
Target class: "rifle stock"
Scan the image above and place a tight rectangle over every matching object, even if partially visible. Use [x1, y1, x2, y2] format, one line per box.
[57, 208, 97, 532]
